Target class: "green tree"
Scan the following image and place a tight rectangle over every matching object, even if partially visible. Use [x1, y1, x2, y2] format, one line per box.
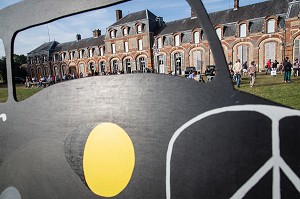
[0, 54, 27, 84]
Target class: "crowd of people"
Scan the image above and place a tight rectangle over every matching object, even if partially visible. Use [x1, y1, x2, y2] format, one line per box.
[25, 73, 76, 88]
[229, 56, 299, 88]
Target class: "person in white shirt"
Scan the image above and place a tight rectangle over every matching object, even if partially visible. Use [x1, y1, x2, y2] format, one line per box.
[233, 59, 242, 87]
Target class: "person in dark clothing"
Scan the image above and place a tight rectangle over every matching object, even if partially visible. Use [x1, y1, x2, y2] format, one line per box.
[283, 57, 292, 82]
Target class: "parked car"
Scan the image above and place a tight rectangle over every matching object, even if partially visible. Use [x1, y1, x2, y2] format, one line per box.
[184, 67, 196, 77]
[14, 77, 25, 84]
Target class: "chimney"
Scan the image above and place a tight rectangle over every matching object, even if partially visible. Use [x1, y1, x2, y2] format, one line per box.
[191, 9, 196, 18]
[93, 29, 101, 38]
[76, 34, 81, 41]
[116, 10, 123, 21]
[234, 0, 239, 10]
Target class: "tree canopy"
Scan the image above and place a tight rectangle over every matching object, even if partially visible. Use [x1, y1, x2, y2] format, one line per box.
[0, 54, 27, 83]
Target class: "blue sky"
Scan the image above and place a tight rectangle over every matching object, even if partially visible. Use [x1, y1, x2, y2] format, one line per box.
[0, 0, 267, 57]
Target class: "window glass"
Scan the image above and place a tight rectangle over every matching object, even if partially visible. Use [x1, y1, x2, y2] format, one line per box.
[267, 19, 275, 33]
[194, 32, 200, 43]
[157, 38, 162, 49]
[175, 35, 180, 46]
[239, 24, 246, 38]
[216, 28, 221, 40]
[112, 43, 116, 54]
[138, 39, 143, 51]
[124, 42, 129, 52]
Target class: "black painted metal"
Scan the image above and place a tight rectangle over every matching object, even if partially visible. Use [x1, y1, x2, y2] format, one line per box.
[0, 1, 299, 199]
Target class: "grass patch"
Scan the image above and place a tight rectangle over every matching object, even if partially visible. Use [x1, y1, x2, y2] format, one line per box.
[0, 84, 42, 103]
[235, 72, 300, 110]
[0, 74, 299, 110]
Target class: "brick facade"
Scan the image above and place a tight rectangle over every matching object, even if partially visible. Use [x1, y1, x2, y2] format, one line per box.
[25, 0, 300, 79]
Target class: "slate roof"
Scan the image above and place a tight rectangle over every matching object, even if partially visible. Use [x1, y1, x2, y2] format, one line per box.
[156, 0, 293, 36]
[209, 0, 292, 25]
[28, 41, 58, 54]
[156, 17, 199, 35]
[54, 35, 105, 52]
[110, 9, 157, 27]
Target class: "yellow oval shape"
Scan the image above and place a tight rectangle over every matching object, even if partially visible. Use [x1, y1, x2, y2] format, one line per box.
[83, 123, 135, 197]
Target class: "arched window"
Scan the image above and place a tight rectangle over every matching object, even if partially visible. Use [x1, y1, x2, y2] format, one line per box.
[216, 28, 222, 40]
[238, 45, 248, 65]
[267, 19, 275, 33]
[265, 42, 276, 64]
[239, 24, 246, 38]
[294, 39, 300, 61]
[193, 32, 200, 44]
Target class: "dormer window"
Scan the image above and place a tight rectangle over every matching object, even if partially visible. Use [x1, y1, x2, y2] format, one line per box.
[135, 22, 144, 34]
[157, 37, 162, 49]
[174, 34, 180, 46]
[110, 29, 116, 39]
[193, 31, 200, 44]
[216, 28, 222, 40]
[267, 19, 275, 33]
[239, 23, 247, 38]
[122, 26, 129, 36]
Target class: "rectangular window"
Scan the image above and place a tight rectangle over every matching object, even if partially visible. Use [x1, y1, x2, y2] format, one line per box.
[110, 31, 115, 38]
[123, 28, 128, 36]
[294, 40, 300, 61]
[175, 35, 180, 46]
[216, 28, 221, 40]
[194, 32, 200, 43]
[79, 50, 83, 59]
[112, 43, 116, 54]
[267, 19, 275, 33]
[137, 25, 142, 33]
[239, 24, 246, 38]
[89, 49, 93, 58]
[138, 39, 143, 51]
[124, 41, 129, 53]
[157, 38, 162, 49]
[100, 47, 104, 56]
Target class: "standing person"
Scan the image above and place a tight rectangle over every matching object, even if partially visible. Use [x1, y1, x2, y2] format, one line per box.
[265, 59, 271, 75]
[271, 60, 279, 77]
[233, 59, 242, 87]
[247, 61, 257, 87]
[242, 61, 248, 76]
[293, 58, 299, 77]
[283, 57, 292, 82]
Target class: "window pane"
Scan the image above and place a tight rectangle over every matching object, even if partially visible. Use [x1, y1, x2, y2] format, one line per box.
[294, 40, 300, 61]
[112, 43, 116, 54]
[158, 38, 162, 49]
[267, 19, 275, 33]
[240, 24, 246, 38]
[125, 42, 129, 52]
[175, 35, 180, 46]
[216, 28, 221, 40]
[194, 32, 200, 43]
[138, 39, 143, 51]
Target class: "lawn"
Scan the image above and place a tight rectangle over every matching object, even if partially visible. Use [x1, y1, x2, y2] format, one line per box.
[235, 72, 300, 110]
[0, 74, 299, 110]
[0, 84, 42, 102]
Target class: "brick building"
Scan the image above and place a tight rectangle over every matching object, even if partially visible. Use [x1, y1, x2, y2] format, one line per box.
[25, 0, 300, 79]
